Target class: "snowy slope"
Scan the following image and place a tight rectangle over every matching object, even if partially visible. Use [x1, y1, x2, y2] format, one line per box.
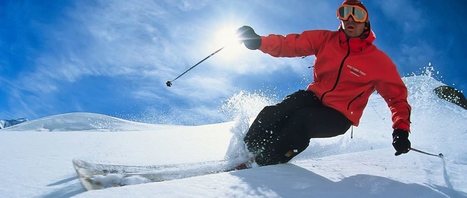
[0, 75, 466, 198]
[0, 121, 234, 197]
[0, 118, 27, 129]
[75, 149, 465, 198]
[1, 112, 165, 132]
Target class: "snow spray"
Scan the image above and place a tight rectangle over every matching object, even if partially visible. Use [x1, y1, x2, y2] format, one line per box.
[221, 91, 276, 163]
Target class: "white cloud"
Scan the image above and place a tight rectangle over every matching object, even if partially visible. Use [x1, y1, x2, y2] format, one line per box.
[164, 0, 210, 11]
[170, 75, 237, 102]
[375, 0, 426, 33]
[399, 42, 437, 69]
[14, 0, 185, 90]
[131, 89, 166, 101]
[6, 0, 341, 124]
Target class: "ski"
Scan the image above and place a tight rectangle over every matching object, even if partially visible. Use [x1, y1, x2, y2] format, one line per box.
[73, 159, 252, 190]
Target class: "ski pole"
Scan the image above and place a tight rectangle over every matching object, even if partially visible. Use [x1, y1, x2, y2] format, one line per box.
[410, 148, 444, 158]
[166, 46, 225, 87]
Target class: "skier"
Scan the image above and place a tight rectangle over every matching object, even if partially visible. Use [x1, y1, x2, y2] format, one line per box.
[237, 0, 412, 166]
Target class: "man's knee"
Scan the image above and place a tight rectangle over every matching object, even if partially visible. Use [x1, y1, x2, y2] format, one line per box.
[306, 107, 352, 138]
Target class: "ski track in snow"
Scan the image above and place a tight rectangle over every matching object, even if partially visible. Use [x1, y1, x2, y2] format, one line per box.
[0, 76, 466, 197]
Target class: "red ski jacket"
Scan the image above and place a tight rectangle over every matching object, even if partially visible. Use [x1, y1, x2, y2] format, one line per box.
[259, 29, 411, 131]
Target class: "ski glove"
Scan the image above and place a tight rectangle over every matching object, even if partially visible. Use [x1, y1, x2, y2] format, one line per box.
[237, 26, 261, 50]
[392, 129, 411, 156]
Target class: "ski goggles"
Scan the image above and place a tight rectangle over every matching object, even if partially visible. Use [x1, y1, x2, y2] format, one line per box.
[337, 5, 368, 23]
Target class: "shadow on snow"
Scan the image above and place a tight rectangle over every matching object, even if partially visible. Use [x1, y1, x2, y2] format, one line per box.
[229, 164, 465, 198]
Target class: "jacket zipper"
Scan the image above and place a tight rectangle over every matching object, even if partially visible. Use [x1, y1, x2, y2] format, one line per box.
[347, 91, 364, 110]
[320, 38, 351, 101]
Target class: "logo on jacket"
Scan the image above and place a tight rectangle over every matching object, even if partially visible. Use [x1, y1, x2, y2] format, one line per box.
[347, 65, 367, 77]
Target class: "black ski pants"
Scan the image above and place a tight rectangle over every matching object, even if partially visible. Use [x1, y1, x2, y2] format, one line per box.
[244, 90, 351, 166]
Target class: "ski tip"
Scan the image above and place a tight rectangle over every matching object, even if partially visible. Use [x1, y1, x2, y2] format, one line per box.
[72, 159, 88, 168]
[72, 159, 104, 191]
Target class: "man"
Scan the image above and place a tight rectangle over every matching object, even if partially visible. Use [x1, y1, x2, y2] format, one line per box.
[237, 0, 412, 166]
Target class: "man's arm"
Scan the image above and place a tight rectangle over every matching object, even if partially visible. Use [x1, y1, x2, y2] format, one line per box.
[259, 30, 330, 58]
[374, 55, 411, 156]
[375, 65, 411, 131]
[237, 26, 330, 58]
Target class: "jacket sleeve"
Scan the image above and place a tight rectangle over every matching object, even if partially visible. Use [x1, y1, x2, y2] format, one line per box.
[259, 30, 330, 57]
[375, 55, 411, 131]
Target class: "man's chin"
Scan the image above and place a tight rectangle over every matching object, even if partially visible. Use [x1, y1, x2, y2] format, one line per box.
[344, 30, 361, 38]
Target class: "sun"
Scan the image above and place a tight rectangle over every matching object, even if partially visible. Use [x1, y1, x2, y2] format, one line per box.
[212, 25, 244, 61]
[214, 25, 241, 47]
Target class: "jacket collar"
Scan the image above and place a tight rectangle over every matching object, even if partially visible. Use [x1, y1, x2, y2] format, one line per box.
[338, 29, 376, 53]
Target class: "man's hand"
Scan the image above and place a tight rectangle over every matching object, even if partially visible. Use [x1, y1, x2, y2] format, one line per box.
[237, 26, 261, 50]
[392, 129, 411, 156]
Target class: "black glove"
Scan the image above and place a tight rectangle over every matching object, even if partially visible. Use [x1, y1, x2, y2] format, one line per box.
[392, 129, 411, 156]
[237, 26, 261, 50]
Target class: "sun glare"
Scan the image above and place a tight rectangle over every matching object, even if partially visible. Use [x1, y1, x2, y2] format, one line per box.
[213, 25, 244, 61]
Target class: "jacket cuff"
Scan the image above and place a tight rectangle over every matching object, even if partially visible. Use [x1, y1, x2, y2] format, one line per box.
[259, 36, 267, 51]
[393, 120, 410, 132]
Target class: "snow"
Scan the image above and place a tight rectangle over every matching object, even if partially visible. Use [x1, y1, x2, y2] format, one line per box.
[1, 75, 466, 198]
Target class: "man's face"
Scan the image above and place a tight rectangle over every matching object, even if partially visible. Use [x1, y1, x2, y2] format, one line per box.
[341, 16, 366, 38]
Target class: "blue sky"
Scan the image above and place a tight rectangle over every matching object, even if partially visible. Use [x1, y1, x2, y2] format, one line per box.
[1, 0, 466, 124]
